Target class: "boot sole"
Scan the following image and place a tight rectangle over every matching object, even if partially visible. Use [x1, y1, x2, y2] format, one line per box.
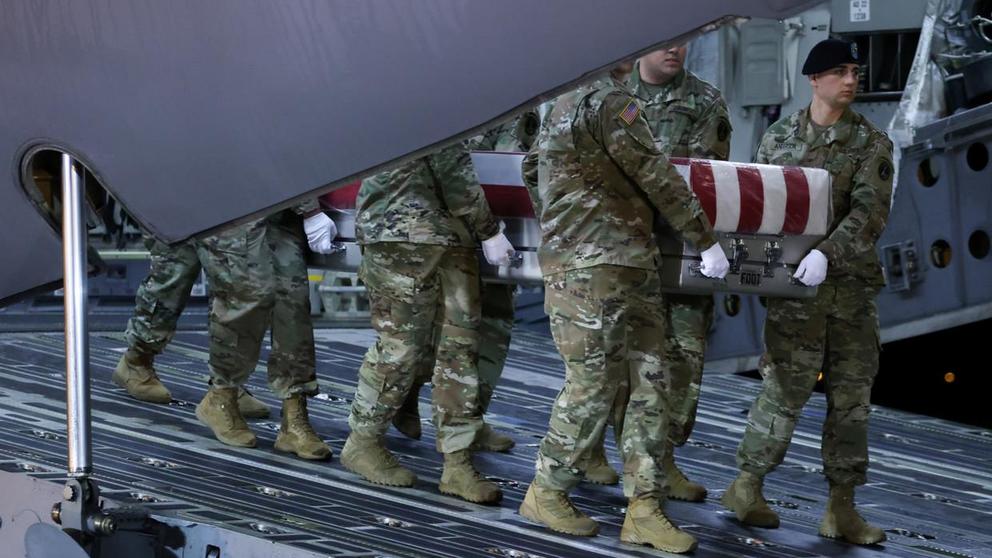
[274, 439, 331, 461]
[518, 503, 599, 537]
[112, 368, 172, 404]
[621, 532, 698, 554]
[818, 529, 886, 545]
[439, 485, 503, 504]
[341, 459, 416, 487]
[195, 407, 257, 448]
[719, 494, 779, 528]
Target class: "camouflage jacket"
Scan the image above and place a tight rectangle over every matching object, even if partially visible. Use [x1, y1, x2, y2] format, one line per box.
[627, 65, 731, 160]
[292, 199, 320, 216]
[468, 110, 541, 152]
[356, 142, 499, 247]
[756, 107, 894, 286]
[522, 76, 717, 276]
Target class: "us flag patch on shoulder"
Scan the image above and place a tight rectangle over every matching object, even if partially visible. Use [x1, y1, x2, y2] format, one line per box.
[618, 99, 640, 126]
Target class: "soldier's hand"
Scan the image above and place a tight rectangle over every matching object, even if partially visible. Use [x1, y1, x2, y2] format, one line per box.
[303, 213, 338, 254]
[699, 243, 730, 279]
[794, 249, 828, 286]
[482, 232, 515, 266]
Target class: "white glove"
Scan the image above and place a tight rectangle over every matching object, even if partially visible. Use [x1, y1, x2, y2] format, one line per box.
[699, 242, 730, 279]
[303, 213, 338, 254]
[482, 232, 515, 266]
[794, 249, 828, 287]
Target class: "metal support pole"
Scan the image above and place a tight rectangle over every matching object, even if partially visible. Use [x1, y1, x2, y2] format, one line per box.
[61, 153, 92, 477]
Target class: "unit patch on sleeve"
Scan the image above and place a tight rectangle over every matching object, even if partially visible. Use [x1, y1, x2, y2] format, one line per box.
[878, 159, 893, 181]
[618, 99, 640, 126]
[717, 119, 731, 142]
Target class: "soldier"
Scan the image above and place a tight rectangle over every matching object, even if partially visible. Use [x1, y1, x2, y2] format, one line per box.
[721, 39, 893, 546]
[577, 43, 734, 497]
[114, 235, 270, 418]
[115, 201, 338, 460]
[518, 62, 729, 554]
[342, 141, 515, 504]
[391, 111, 541, 453]
[194, 203, 335, 460]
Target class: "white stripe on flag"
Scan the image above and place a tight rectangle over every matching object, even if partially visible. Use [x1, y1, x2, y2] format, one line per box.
[711, 160, 740, 232]
[673, 163, 691, 186]
[469, 151, 525, 187]
[802, 167, 831, 236]
[756, 164, 787, 234]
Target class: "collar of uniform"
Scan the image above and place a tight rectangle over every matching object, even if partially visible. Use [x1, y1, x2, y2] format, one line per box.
[628, 62, 688, 106]
[797, 105, 855, 147]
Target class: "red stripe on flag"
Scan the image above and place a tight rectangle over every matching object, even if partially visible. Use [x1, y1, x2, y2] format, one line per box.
[689, 160, 717, 226]
[781, 167, 810, 234]
[482, 184, 535, 218]
[735, 166, 764, 233]
[319, 180, 361, 210]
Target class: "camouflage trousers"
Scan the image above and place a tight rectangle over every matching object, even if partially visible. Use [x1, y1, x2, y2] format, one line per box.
[477, 283, 515, 412]
[349, 242, 484, 453]
[410, 281, 515, 414]
[660, 293, 713, 446]
[736, 283, 880, 486]
[125, 236, 201, 356]
[125, 210, 318, 398]
[534, 265, 671, 499]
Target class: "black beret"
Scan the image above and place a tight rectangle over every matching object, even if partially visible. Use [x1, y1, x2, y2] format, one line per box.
[802, 39, 860, 75]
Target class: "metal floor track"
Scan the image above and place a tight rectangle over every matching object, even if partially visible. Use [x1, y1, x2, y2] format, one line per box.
[0, 328, 989, 558]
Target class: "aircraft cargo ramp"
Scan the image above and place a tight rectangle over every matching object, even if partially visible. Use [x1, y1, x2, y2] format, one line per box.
[0, 326, 989, 558]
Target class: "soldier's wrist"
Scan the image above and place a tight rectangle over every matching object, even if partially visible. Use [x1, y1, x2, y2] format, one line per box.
[816, 242, 835, 262]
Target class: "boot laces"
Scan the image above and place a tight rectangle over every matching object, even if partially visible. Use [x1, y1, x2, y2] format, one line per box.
[550, 491, 582, 519]
[289, 403, 318, 436]
[650, 507, 677, 529]
[370, 443, 401, 468]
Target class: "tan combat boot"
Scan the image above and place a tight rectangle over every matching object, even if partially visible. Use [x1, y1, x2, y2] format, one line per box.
[471, 423, 515, 453]
[195, 387, 257, 447]
[620, 497, 698, 554]
[113, 349, 171, 403]
[392, 382, 423, 440]
[819, 484, 886, 545]
[274, 395, 331, 460]
[340, 433, 417, 487]
[664, 452, 707, 502]
[584, 445, 619, 485]
[237, 387, 270, 419]
[439, 449, 502, 504]
[518, 483, 599, 536]
[720, 471, 780, 528]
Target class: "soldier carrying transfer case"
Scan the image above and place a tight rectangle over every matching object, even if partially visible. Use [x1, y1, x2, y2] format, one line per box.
[342, 141, 515, 504]
[519, 61, 729, 554]
[721, 38, 894, 546]
[115, 201, 338, 461]
[390, 111, 541, 453]
[580, 42, 734, 498]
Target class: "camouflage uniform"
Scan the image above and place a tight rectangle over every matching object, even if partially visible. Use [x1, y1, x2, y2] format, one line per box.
[403, 112, 540, 412]
[629, 64, 731, 447]
[125, 202, 320, 398]
[124, 236, 201, 358]
[468, 112, 539, 411]
[350, 142, 499, 453]
[522, 76, 717, 499]
[736, 107, 894, 486]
